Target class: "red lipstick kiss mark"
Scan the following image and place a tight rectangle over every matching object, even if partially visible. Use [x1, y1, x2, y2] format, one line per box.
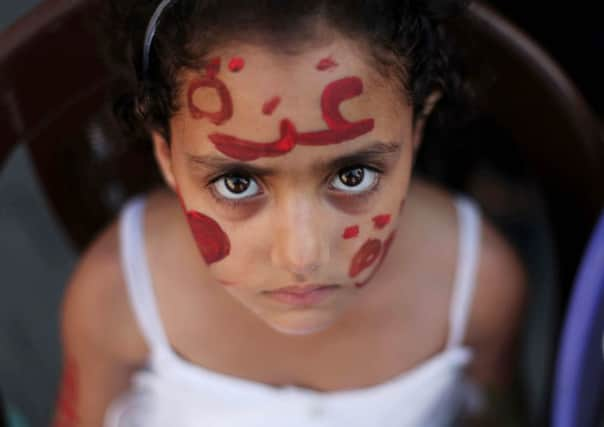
[186, 211, 231, 265]
[373, 214, 392, 230]
[349, 238, 382, 278]
[228, 57, 245, 72]
[262, 96, 282, 115]
[209, 119, 297, 161]
[355, 231, 396, 288]
[297, 77, 375, 146]
[316, 57, 338, 71]
[342, 225, 360, 240]
[187, 78, 233, 125]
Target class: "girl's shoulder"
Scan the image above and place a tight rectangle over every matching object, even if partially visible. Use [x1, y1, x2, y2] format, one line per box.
[61, 206, 150, 366]
[411, 180, 527, 386]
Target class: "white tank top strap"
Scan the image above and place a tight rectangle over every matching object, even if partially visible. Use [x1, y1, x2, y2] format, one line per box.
[119, 195, 171, 356]
[446, 196, 482, 349]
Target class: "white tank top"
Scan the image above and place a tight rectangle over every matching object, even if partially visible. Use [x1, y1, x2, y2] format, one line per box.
[105, 195, 484, 427]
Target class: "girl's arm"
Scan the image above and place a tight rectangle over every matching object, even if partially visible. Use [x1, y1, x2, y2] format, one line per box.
[52, 224, 147, 427]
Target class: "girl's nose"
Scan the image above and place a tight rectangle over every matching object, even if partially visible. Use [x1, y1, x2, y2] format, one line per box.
[270, 197, 329, 280]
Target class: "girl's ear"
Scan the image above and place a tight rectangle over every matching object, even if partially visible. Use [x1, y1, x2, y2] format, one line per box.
[412, 91, 442, 152]
[152, 131, 177, 191]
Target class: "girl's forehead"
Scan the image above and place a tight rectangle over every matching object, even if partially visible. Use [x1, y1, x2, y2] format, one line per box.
[173, 40, 411, 162]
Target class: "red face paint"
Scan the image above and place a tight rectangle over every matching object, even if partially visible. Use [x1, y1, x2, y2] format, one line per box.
[229, 57, 245, 72]
[206, 57, 221, 79]
[186, 211, 231, 265]
[53, 358, 79, 427]
[207, 76, 373, 161]
[349, 238, 382, 278]
[175, 189, 231, 265]
[342, 225, 360, 239]
[355, 231, 396, 288]
[209, 119, 297, 161]
[372, 214, 392, 230]
[187, 77, 234, 125]
[262, 96, 282, 115]
[316, 57, 338, 71]
[297, 77, 375, 146]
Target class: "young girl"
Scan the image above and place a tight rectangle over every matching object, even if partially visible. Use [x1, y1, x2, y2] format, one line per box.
[54, 0, 526, 425]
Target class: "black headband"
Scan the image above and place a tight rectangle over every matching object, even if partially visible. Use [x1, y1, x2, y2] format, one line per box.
[142, 0, 178, 80]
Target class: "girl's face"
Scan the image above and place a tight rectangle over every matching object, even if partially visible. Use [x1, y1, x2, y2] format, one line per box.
[155, 37, 424, 336]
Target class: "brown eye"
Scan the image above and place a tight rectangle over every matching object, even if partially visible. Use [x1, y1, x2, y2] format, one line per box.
[225, 175, 251, 194]
[339, 167, 364, 187]
[214, 174, 260, 200]
[330, 166, 379, 193]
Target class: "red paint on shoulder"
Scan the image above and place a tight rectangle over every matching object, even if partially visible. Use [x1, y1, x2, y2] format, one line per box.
[187, 77, 233, 125]
[262, 96, 282, 115]
[316, 57, 338, 71]
[186, 211, 231, 265]
[372, 214, 392, 230]
[53, 358, 79, 427]
[209, 119, 297, 161]
[297, 76, 375, 146]
[228, 57, 245, 72]
[342, 225, 360, 240]
[349, 238, 382, 278]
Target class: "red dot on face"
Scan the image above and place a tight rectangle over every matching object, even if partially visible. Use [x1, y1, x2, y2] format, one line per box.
[372, 214, 392, 230]
[228, 57, 245, 72]
[342, 225, 360, 240]
[316, 57, 338, 71]
[262, 96, 282, 115]
[349, 238, 382, 278]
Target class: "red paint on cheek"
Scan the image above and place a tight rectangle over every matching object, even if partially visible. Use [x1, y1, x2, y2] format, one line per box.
[349, 238, 382, 278]
[186, 211, 231, 265]
[342, 225, 360, 240]
[297, 77, 375, 146]
[316, 57, 338, 71]
[209, 119, 297, 161]
[228, 57, 245, 72]
[355, 231, 396, 288]
[262, 96, 282, 115]
[373, 214, 392, 230]
[53, 358, 79, 427]
[187, 77, 233, 125]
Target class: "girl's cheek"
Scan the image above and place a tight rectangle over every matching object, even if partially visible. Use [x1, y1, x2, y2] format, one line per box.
[186, 210, 231, 265]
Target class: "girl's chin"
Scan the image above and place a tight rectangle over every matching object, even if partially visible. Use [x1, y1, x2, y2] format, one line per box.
[261, 312, 339, 336]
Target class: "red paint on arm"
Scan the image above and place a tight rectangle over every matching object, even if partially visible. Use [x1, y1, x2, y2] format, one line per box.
[316, 57, 338, 71]
[53, 358, 79, 427]
[349, 238, 382, 278]
[342, 225, 360, 239]
[298, 77, 375, 146]
[355, 231, 396, 288]
[209, 119, 297, 161]
[262, 96, 282, 115]
[372, 214, 392, 230]
[229, 57, 245, 72]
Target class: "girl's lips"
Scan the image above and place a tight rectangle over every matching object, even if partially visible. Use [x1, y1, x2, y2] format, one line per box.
[264, 284, 340, 306]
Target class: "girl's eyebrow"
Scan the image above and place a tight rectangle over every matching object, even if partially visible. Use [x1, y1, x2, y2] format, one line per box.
[186, 141, 402, 176]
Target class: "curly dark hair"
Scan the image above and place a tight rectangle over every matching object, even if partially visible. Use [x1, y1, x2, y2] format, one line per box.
[103, 0, 472, 144]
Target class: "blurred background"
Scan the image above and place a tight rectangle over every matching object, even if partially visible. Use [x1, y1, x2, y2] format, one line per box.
[1, 1, 603, 426]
